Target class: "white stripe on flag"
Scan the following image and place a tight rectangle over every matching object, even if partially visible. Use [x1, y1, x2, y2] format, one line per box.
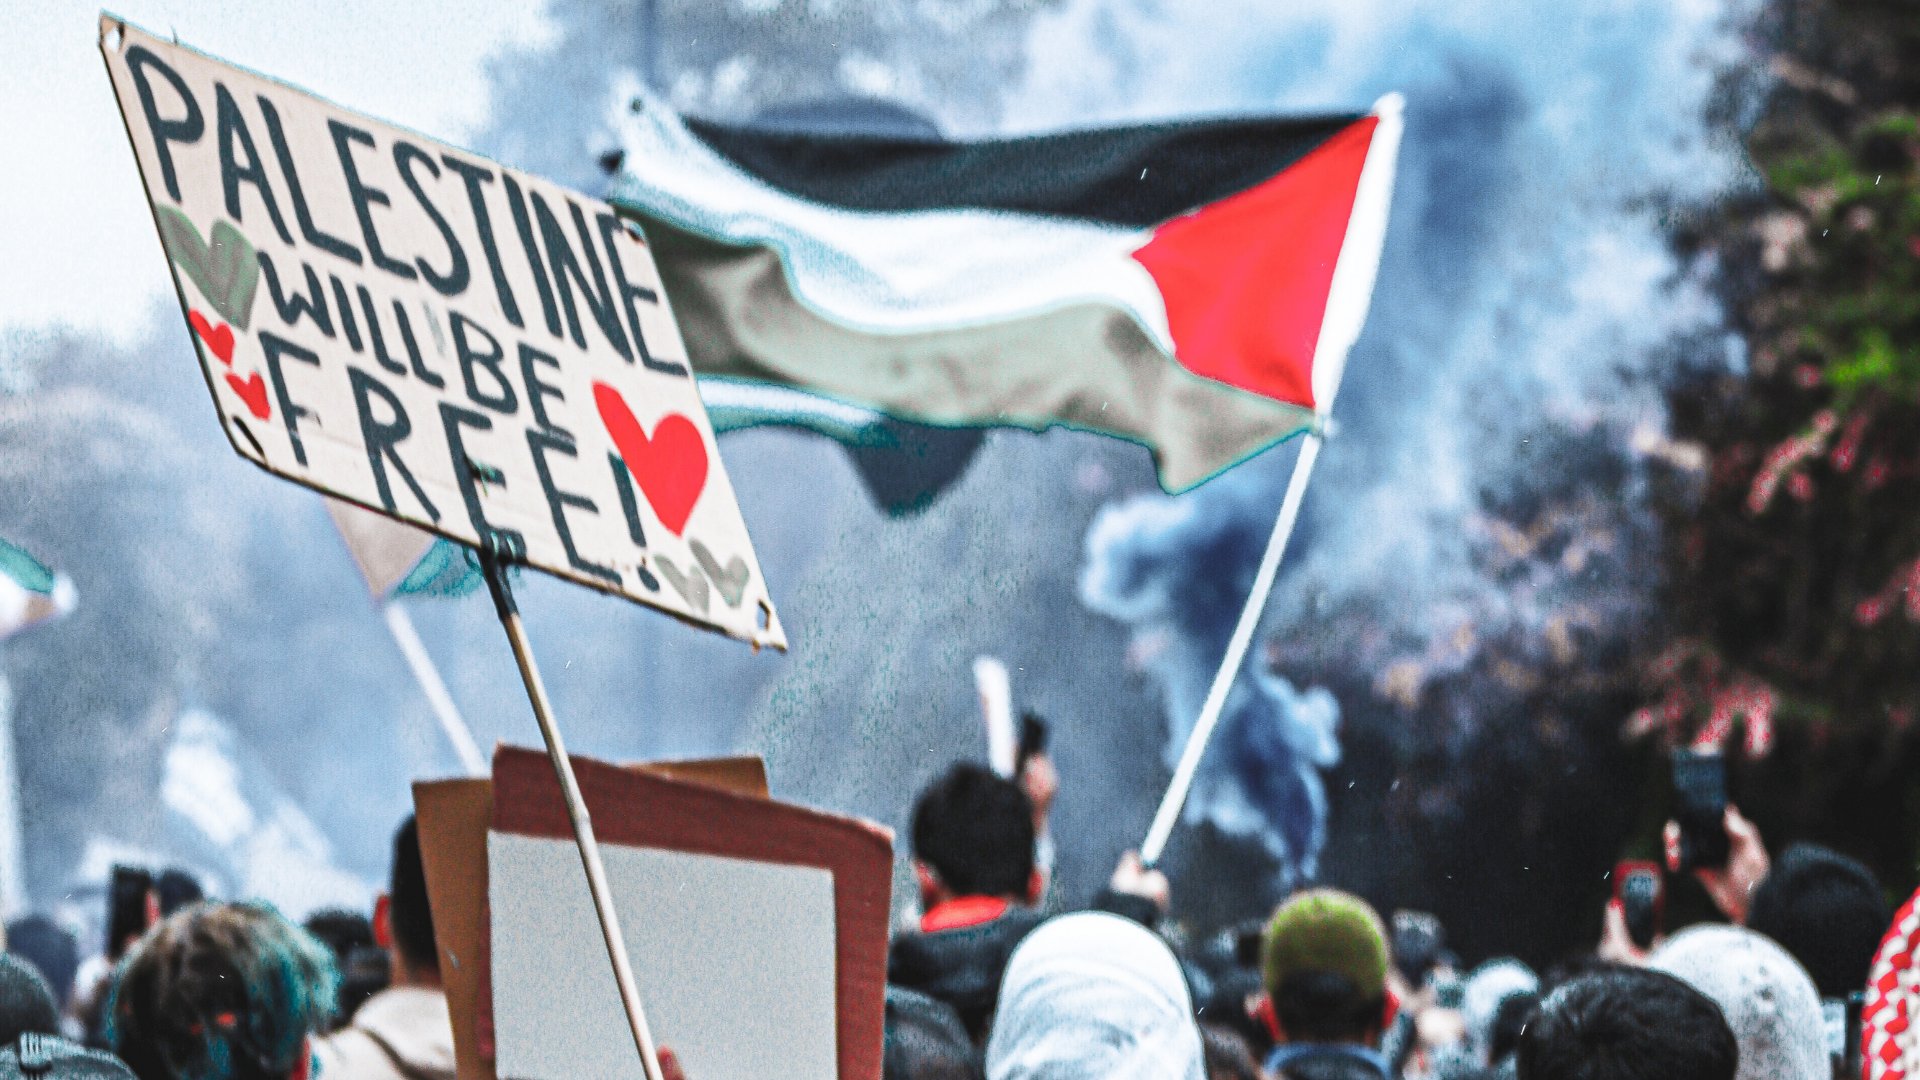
[605, 78, 1175, 349]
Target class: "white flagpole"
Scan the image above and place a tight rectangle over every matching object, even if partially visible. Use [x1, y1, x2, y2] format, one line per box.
[382, 601, 487, 776]
[1140, 432, 1323, 866]
[1137, 91, 1401, 867]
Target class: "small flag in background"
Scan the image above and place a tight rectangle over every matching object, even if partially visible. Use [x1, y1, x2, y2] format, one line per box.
[606, 92, 1403, 494]
[0, 538, 76, 641]
[324, 499, 480, 600]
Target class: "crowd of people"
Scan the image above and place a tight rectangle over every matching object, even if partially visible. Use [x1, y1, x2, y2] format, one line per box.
[0, 744, 1905, 1080]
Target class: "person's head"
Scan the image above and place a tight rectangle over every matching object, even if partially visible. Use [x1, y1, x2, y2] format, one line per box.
[373, 816, 438, 987]
[1650, 925, 1827, 1080]
[986, 913, 1203, 1080]
[1197, 1025, 1260, 1080]
[108, 902, 338, 1080]
[1745, 842, 1890, 999]
[910, 764, 1037, 906]
[1258, 889, 1390, 1047]
[153, 871, 204, 919]
[0, 954, 60, 1045]
[300, 911, 384, 1024]
[1486, 990, 1539, 1066]
[1463, 958, 1539, 1064]
[5, 915, 80, 1008]
[884, 985, 982, 1080]
[1516, 968, 1736, 1080]
[105, 867, 156, 963]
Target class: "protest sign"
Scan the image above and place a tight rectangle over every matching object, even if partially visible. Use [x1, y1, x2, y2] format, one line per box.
[413, 750, 891, 1080]
[100, 15, 783, 648]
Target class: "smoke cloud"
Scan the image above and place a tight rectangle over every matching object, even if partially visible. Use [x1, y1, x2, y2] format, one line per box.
[1060, 0, 1764, 895]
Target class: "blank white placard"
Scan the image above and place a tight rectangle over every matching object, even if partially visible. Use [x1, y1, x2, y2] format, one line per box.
[489, 831, 837, 1079]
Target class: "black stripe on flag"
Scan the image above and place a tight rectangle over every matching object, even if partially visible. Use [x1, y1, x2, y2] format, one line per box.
[682, 112, 1366, 227]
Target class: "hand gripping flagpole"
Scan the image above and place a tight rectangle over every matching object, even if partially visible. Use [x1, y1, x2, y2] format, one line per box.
[479, 543, 667, 1080]
[1140, 92, 1403, 869]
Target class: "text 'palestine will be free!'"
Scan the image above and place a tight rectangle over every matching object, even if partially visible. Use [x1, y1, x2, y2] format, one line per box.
[100, 15, 784, 648]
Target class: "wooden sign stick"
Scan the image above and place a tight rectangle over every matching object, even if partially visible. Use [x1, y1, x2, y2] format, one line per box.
[479, 545, 666, 1080]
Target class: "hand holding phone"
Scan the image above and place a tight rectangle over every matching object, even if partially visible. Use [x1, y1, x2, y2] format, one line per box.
[1670, 750, 1729, 872]
[1663, 797, 1771, 923]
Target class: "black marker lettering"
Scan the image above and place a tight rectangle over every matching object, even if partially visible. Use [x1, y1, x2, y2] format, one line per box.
[450, 311, 517, 415]
[533, 194, 631, 359]
[440, 155, 520, 327]
[598, 213, 687, 377]
[125, 46, 202, 204]
[358, 286, 407, 375]
[403, 303, 445, 388]
[256, 95, 362, 264]
[528, 430, 618, 585]
[607, 454, 660, 592]
[329, 119, 415, 281]
[394, 141, 468, 296]
[517, 342, 571, 440]
[256, 253, 334, 337]
[330, 276, 363, 353]
[214, 83, 293, 244]
[500, 174, 559, 338]
[348, 367, 439, 521]
[258, 331, 320, 466]
[609, 453, 647, 548]
[439, 402, 523, 557]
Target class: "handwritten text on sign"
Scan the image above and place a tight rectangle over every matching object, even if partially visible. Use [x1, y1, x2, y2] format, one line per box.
[100, 17, 783, 648]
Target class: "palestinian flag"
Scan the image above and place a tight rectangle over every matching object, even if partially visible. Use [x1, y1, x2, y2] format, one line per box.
[0, 538, 76, 641]
[606, 93, 1402, 492]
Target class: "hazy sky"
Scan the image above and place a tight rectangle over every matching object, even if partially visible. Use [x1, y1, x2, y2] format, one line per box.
[1, 1, 553, 342]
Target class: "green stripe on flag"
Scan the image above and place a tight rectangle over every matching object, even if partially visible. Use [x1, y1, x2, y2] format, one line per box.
[391, 538, 483, 599]
[0, 538, 58, 596]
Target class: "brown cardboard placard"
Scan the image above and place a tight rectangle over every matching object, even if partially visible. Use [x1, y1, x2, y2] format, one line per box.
[490, 747, 890, 1080]
[411, 754, 866, 1080]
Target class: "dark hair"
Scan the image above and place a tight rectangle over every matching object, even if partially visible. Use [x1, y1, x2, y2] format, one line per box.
[300, 910, 373, 964]
[883, 986, 982, 1080]
[6, 914, 81, 1007]
[909, 764, 1034, 899]
[106, 867, 154, 962]
[0, 954, 61, 1046]
[302, 910, 385, 1026]
[108, 902, 338, 1080]
[154, 870, 205, 918]
[1487, 990, 1539, 1065]
[1746, 843, 1889, 999]
[1199, 1024, 1262, 1080]
[388, 816, 438, 971]
[1272, 969, 1384, 1045]
[1516, 968, 1737, 1080]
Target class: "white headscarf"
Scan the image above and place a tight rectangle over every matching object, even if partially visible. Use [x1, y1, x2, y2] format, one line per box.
[986, 912, 1204, 1080]
[1651, 924, 1828, 1080]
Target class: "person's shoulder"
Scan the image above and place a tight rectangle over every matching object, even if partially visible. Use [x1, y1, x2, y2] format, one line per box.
[311, 1025, 393, 1080]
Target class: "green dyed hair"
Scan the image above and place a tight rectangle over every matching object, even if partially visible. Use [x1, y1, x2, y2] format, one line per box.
[1260, 888, 1389, 1001]
[108, 901, 338, 1080]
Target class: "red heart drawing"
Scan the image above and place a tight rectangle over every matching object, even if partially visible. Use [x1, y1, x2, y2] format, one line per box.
[593, 381, 707, 537]
[189, 309, 235, 365]
[225, 371, 271, 421]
